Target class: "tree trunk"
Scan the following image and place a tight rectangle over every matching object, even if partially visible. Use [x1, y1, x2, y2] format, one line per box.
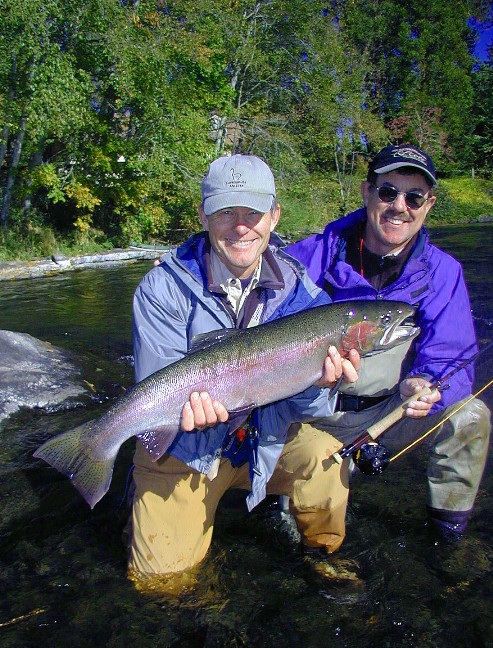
[21, 145, 44, 220]
[1, 116, 27, 229]
[0, 125, 9, 170]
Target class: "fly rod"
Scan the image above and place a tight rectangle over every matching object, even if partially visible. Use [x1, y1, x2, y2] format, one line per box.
[390, 376, 493, 463]
[332, 341, 493, 467]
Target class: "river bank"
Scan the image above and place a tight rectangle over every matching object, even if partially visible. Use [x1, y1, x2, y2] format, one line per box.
[0, 246, 169, 282]
[2, 219, 493, 282]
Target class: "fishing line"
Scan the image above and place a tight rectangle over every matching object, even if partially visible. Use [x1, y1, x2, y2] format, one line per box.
[390, 376, 493, 463]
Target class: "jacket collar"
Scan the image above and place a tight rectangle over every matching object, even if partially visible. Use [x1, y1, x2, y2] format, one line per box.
[327, 209, 431, 296]
[206, 240, 284, 294]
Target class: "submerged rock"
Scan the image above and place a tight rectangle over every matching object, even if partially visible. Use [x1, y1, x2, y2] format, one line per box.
[0, 330, 87, 422]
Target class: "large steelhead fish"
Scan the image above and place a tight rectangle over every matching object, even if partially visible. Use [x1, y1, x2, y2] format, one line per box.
[34, 300, 419, 508]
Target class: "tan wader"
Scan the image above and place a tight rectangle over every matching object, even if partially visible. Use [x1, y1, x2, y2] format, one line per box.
[128, 423, 349, 576]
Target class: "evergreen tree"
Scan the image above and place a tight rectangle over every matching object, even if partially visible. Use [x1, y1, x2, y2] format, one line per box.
[336, 0, 476, 165]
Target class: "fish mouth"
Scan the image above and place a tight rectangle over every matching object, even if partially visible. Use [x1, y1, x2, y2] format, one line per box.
[379, 313, 420, 347]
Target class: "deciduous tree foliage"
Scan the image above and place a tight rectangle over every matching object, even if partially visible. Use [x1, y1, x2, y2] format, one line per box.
[0, 0, 490, 244]
[466, 62, 493, 175]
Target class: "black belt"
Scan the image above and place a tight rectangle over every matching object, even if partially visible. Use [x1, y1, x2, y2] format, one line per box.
[335, 393, 390, 412]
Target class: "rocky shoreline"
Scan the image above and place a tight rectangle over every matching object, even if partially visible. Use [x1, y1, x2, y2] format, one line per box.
[0, 246, 167, 282]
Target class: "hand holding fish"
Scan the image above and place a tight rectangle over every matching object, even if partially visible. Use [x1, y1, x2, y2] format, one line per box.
[181, 391, 229, 431]
[315, 346, 360, 387]
[399, 377, 441, 418]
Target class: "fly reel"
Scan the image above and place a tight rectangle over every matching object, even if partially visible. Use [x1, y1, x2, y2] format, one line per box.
[353, 441, 391, 476]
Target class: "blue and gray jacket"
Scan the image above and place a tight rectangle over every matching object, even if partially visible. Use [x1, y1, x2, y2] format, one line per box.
[132, 232, 335, 510]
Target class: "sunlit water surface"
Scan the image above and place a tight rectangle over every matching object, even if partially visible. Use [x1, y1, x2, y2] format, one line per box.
[1, 225, 492, 647]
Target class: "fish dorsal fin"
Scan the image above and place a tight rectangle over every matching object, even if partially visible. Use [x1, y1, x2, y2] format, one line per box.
[189, 328, 241, 353]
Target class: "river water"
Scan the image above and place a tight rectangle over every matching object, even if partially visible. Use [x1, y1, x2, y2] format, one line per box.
[1, 225, 492, 648]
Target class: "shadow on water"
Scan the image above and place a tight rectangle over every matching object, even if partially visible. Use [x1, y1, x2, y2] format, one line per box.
[1, 225, 492, 647]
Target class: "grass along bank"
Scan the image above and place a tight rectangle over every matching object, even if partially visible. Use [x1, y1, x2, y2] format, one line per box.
[1, 174, 492, 262]
[278, 173, 493, 239]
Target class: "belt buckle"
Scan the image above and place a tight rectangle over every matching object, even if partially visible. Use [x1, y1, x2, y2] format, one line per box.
[339, 394, 360, 412]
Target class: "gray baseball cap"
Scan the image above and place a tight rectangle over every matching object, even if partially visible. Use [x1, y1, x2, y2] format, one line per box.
[201, 154, 276, 216]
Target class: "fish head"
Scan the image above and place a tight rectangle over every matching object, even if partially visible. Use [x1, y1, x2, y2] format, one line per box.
[338, 301, 420, 356]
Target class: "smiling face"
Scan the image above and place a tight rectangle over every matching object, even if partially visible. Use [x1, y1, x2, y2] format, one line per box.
[361, 171, 436, 256]
[199, 204, 280, 279]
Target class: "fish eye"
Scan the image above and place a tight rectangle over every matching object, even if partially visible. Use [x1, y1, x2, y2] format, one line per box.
[346, 309, 355, 319]
[380, 312, 392, 326]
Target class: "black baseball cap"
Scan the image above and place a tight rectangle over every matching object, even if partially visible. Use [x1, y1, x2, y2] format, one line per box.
[369, 144, 437, 186]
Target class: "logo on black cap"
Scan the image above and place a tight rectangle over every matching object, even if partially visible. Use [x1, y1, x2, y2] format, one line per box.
[391, 147, 427, 164]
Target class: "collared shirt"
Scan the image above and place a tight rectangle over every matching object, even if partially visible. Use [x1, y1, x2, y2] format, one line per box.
[210, 249, 262, 321]
[204, 239, 285, 329]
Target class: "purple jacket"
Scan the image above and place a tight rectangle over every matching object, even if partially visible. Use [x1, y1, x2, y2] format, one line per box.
[287, 208, 477, 412]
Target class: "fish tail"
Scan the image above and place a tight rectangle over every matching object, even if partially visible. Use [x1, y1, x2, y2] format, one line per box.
[33, 422, 115, 509]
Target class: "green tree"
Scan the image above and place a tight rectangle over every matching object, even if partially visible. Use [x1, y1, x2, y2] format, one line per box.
[0, 0, 232, 242]
[2, 0, 487, 248]
[0, 0, 92, 228]
[465, 62, 493, 176]
[74, 0, 224, 243]
[337, 0, 476, 164]
[171, 1, 381, 207]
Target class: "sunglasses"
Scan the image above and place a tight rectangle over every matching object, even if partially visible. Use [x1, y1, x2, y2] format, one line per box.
[373, 185, 430, 209]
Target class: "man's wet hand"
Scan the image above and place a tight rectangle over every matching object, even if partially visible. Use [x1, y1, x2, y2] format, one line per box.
[315, 347, 360, 387]
[180, 392, 229, 431]
[400, 377, 441, 418]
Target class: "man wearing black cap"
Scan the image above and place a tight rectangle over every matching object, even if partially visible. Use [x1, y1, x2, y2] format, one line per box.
[288, 144, 491, 546]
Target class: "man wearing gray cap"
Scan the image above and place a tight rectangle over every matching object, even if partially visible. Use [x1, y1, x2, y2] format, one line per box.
[127, 154, 360, 579]
[288, 144, 491, 548]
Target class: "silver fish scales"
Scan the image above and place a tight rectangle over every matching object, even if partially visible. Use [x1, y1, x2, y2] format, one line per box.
[34, 300, 419, 508]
